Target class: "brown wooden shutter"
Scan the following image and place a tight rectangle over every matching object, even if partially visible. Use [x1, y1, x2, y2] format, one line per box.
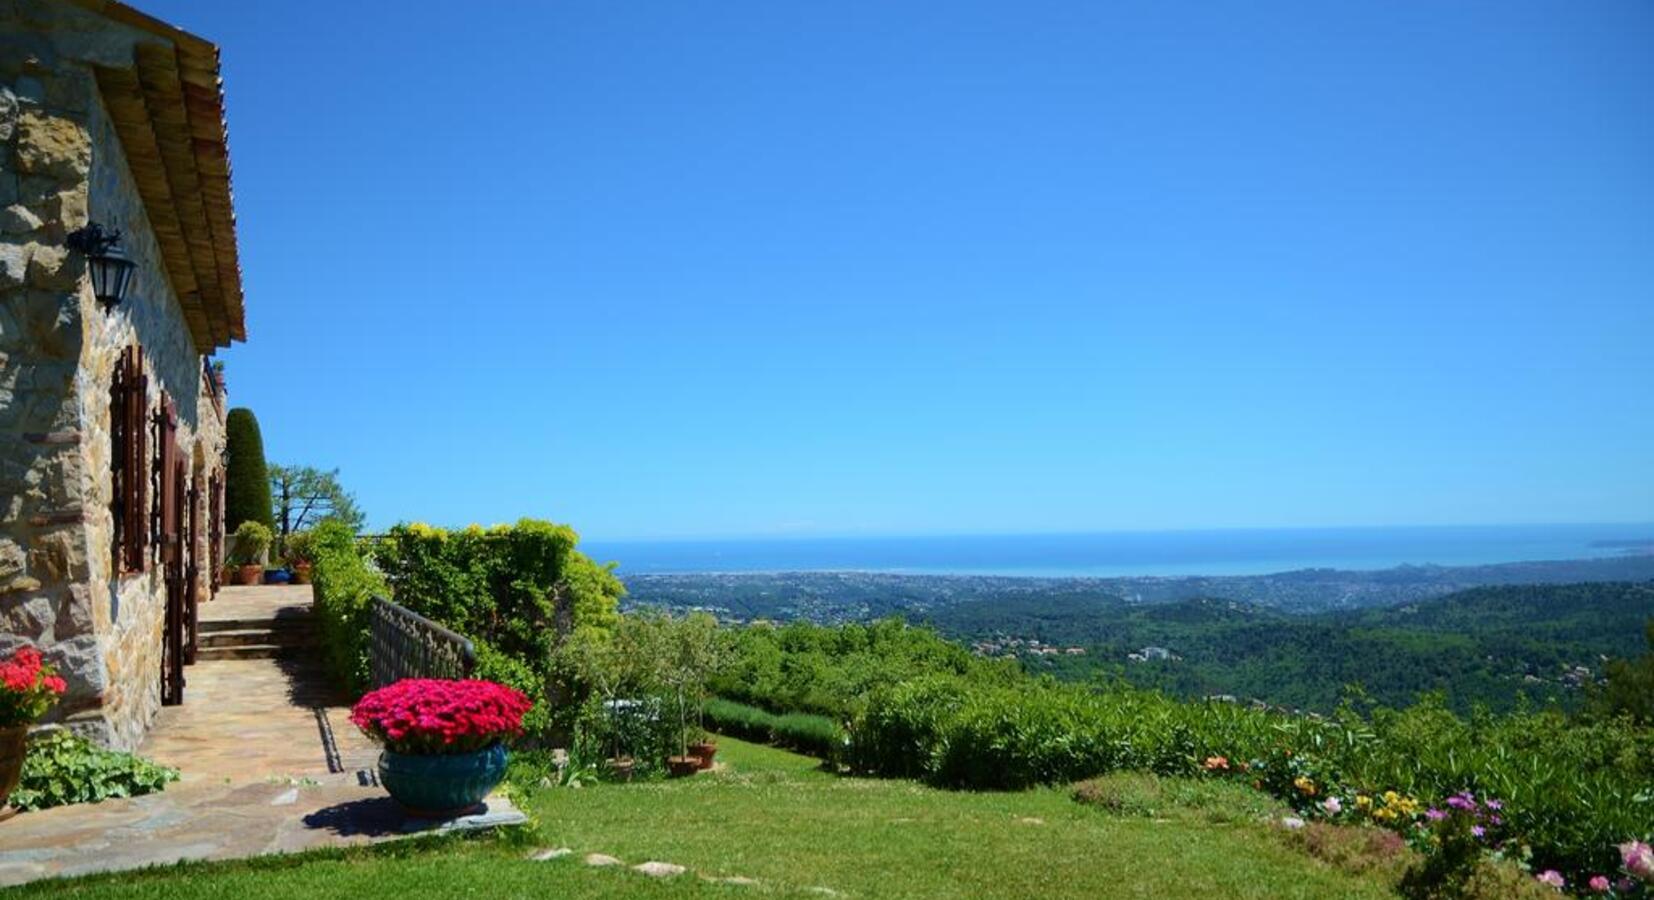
[208, 471, 223, 590]
[110, 346, 150, 574]
[154, 395, 178, 565]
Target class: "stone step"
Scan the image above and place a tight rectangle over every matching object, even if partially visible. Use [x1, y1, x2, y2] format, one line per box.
[195, 643, 294, 662]
[197, 628, 314, 649]
[199, 615, 314, 633]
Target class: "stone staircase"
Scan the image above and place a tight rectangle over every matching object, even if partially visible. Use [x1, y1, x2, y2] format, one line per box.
[197, 610, 316, 661]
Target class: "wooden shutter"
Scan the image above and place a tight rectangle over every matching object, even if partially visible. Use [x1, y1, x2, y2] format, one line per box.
[110, 346, 149, 574]
[208, 471, 223, 590]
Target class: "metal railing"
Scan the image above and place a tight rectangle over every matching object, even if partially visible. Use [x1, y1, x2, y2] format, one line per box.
[368, 595, 476, 687]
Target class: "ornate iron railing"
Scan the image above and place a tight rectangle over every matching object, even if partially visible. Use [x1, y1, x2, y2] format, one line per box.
[368, 595, 476, 687]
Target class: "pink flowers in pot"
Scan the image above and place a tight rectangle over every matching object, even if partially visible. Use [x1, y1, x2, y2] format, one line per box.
[0, 646, 67, 727]
[350, 678, 531, 755]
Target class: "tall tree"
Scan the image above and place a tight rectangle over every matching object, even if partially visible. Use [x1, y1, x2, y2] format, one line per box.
[224, 408, 273, 532]
[269, 464, 365, 550]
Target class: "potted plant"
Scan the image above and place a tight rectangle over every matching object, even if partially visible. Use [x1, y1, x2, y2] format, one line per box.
[231, 521, 271, 585]
[663, 613, 723, 775]
[666, 754, 701, 778]
[689, 726, 718, 771]
[351, 678, 530, 817]
[1, 646, 68, 812]
[285, 531, 315, 585]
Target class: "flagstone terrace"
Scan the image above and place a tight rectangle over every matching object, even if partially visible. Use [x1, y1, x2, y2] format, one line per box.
[0, 586, 522, 887]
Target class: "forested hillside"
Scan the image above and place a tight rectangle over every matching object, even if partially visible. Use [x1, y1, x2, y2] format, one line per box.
[917, 582, 1654, 713]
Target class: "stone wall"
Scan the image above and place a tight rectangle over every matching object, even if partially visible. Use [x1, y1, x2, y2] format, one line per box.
[1, 0, 227, 750]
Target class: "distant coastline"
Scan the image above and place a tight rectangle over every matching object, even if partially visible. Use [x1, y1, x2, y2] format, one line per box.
[586, 522, 1654, 579]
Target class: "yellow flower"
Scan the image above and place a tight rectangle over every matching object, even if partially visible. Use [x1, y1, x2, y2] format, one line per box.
[1293, 776, 1317, 796]
[1355, 795, 1373, 811]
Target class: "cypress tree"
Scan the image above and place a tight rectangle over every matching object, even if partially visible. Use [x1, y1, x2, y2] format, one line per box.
[224, 407, 274, 532]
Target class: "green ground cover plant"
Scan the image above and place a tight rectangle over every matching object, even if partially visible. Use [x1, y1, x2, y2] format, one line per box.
[8, 730, 177, 812]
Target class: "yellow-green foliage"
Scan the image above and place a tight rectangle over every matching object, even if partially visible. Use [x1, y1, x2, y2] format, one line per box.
[372, 519, 624, 738]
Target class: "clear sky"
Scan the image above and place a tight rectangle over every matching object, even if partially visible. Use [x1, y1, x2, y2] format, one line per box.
[146, 0, 1652, 539]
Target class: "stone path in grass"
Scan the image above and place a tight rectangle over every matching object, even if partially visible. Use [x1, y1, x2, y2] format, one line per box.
[531, 845, 842, 895]
[0, 585, 525, 887]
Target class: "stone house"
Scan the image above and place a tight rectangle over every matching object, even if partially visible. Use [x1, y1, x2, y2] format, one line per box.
[1, 0, 246, 749]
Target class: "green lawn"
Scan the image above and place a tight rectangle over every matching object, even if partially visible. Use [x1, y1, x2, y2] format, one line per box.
[6, 738, 1395, 899]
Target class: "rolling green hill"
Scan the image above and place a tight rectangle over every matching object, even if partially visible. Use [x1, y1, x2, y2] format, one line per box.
[918, 582, 1654, 713]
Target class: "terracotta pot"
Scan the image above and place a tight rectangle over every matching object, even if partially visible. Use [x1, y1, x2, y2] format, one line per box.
[235, 564, 262, 585]
[667, 756, 701, 778]
[689, 741, 718, 770]
[605, 757, 635, 782]
[0, 725, 26, 810]
[289, 561, 313, 585]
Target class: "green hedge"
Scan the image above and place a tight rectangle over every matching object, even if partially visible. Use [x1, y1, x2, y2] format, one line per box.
[308, 520, 386, 693]
[368, 520, 624, 741]
[703, 697, 843, 760]
[375, 521, 621, 663]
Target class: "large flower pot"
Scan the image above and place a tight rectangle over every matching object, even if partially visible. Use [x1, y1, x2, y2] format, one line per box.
[289, 562, 312, 585]
[377, 743, 507, 818]
[235, 564, 262, 585]
[690, 741, 718, 770]
[667, 755, 701, 778]
[0, 725, 26, 810]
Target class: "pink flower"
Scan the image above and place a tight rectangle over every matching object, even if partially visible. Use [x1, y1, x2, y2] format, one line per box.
[1588, 875, 1611, 893]
[1536, 870, 1565, 889]
[1622, 840, 1654, 882]
[1321, 797, 1342, 815]
[349, 678, 530, 755]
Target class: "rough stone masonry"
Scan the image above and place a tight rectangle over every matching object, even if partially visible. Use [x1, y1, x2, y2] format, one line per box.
[2, 0, 236, 750]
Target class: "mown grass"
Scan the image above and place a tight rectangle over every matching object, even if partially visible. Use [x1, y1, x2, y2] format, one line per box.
[7, 737, 1397, 899]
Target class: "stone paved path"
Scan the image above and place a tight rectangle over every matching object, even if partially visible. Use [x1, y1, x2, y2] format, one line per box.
[0, 585, 524, 887]
[139, 585, 378, 782]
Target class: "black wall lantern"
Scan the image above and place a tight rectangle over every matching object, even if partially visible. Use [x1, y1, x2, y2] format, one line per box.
[66, 222, 137, 308]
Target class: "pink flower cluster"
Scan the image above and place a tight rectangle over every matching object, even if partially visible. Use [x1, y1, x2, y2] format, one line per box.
[350, 678, 531, 755]
[1542, 841, 1653, 895]
[1622, 840, 1654, 884]
[0, 645, 68, 728]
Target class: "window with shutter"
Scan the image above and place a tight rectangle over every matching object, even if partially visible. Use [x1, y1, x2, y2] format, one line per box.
[110, 346, 149, 574]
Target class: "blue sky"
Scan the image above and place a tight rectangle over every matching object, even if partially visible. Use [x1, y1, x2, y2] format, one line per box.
[147, 1, 1652, 539]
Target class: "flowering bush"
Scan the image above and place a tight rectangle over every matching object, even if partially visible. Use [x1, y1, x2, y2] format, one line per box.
[1, 646, 67, 727]
[350, 678, 531, 755]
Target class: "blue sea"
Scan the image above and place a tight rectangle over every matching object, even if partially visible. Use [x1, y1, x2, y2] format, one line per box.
[584, 523, 1654, 578]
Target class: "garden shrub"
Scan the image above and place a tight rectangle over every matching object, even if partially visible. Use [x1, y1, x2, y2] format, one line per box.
[223, 407, 273, 532]
[308, 519, 386, 693]
[9, 729, 178, 811]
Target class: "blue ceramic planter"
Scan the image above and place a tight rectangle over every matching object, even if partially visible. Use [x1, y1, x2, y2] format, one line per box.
[378, 743, 508, 817]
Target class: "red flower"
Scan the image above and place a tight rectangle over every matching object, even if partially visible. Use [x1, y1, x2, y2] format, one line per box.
[350, 679, 531, 755]
[0, 644, 67, 728]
